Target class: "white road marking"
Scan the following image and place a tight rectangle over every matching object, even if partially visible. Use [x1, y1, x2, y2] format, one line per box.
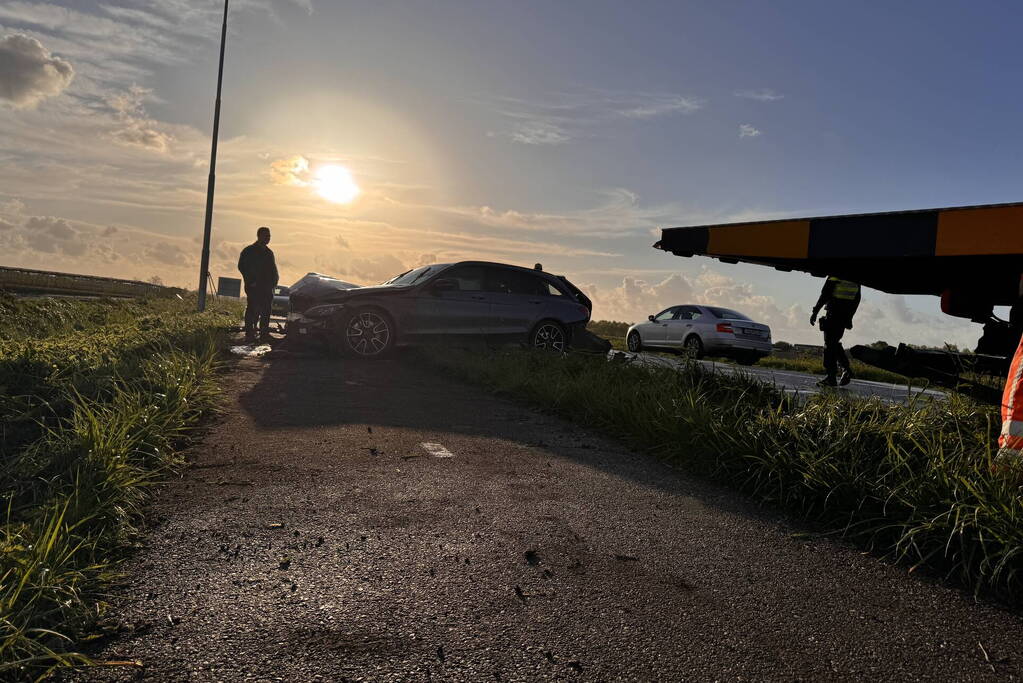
[421, 442, 454, 458]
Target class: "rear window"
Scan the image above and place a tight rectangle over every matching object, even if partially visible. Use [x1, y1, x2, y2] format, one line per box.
[704, 306, 751, 321]
[486, 268, 565, 297]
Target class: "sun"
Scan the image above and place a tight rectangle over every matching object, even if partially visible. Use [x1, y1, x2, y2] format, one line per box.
[314, 164, 360, 203]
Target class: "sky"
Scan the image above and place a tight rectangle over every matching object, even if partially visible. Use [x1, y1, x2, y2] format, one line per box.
[2, 0, 1022, 347]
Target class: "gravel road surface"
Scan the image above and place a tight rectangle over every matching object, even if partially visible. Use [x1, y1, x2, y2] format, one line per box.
[76, 350, 1023, 681]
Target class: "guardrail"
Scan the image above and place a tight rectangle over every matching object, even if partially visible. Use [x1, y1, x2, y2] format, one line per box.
[0, 265, 170, 298]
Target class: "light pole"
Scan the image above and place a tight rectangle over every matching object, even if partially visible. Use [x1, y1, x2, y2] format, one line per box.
[197, 0, 229, 312]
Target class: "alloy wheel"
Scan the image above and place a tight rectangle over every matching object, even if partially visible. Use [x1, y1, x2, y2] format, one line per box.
[533, 322, 566, 352]
[684, 336, 702, 358]
[346, 311, 391, 356]
[627, 332, 640, 352]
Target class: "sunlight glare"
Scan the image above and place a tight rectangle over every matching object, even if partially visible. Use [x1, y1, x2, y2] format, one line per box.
[315, 164, 360, 203]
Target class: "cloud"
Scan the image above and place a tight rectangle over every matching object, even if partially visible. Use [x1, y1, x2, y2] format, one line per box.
[0, 198, 26, 215]
[616, 95, 702, 119]
[491, 90, 703, 145]
[313, 251, 404, 284]
[739, 124, 761, 138]
[334, 234, 350, 249]
[22, 214, 87, 254]
[510, 120, 571, 145]
[734, 88, 783, 102]
[0, 33, 74, 108]
[270, 155, 312, 186]
[888, 295, 921, 324]
[144, 241, 195, 266]
[106, 85, 173, 152]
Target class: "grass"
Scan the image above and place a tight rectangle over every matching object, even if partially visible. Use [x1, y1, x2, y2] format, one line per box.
[426, 348, 1023, 603]
[0, 293, 239, 680]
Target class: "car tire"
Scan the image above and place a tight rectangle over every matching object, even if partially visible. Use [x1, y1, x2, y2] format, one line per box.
[531, 320, 568, 353]
[336, 307, 395, 359]
[683, 334, 704, 359]
[627, 330, 642, 352]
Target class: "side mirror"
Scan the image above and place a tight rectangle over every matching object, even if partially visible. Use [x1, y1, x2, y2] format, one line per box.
[432, 278, 457, 293]
[647, 314, 655, 322]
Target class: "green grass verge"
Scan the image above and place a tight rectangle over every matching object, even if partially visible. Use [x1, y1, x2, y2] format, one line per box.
[426, 349, 1023, 603]
[0, 295, 238, 680]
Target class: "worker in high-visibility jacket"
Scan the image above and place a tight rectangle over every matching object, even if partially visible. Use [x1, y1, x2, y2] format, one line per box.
[996, 275, 1023, 469]
[810, 276, 861, 387]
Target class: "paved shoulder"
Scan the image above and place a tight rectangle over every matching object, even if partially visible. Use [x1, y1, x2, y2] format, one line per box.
[80, 353, 1022, 681]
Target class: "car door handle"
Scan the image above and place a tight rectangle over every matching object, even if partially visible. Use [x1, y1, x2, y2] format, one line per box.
[470, 295, 486, 301]
[686, 324, 692, 327]
[527, 299, 542, 304]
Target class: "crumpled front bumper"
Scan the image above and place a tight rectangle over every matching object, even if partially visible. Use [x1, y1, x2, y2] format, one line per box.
[287, 312, 331, 340]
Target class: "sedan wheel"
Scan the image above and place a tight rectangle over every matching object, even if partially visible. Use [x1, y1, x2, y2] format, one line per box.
[532, 321, 567, 352]
[683, 335, 703, 359]
[344, 310, 393, 357]
[627, 331, 642, 352]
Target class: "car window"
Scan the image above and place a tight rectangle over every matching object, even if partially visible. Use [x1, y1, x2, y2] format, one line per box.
[653, 308, 675, 321]
[485, 268, 549, 296]
[544, 281, 567, 297]
[704, 306, 751, 321]
[441, 266, 484, 291]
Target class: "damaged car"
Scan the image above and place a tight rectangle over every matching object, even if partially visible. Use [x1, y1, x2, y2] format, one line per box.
[288, 261, 594, 357]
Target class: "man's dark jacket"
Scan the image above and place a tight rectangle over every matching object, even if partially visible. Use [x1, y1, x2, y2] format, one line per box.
[237, 243, 279, 290]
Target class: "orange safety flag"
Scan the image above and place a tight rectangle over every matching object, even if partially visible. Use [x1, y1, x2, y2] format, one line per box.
[997, 333, 1023, 465]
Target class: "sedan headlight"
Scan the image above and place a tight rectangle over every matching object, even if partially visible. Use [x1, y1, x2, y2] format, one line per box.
[305, 303, 347, 318]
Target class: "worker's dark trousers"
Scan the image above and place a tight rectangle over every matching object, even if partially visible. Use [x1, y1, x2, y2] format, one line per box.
[244, 284, 273, 339]
[822, 317, 851, 378]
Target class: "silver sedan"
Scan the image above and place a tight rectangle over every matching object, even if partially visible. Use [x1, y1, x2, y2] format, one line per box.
[626, 304, 772, 364]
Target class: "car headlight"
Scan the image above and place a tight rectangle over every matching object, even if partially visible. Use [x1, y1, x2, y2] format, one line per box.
[305, 303, 347, 318]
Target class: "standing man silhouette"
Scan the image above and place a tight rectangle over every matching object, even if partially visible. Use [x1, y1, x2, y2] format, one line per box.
[810, 276, 861, 387]
[238, 226, 278, 343]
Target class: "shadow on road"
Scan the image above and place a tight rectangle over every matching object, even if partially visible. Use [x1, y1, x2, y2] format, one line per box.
[236, 348, 792, 522]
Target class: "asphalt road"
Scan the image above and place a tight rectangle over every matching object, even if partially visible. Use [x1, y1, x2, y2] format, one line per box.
[626, 351, 946, 403]
[75, 349, 1023, 681]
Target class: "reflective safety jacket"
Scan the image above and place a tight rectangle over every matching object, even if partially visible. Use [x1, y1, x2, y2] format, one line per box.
[997, 334, 1023, 464]
[814, 276, 861, 322]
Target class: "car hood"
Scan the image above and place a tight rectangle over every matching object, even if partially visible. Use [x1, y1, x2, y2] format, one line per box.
[289, 272, 361, 299]
[313, 283, 414, 303]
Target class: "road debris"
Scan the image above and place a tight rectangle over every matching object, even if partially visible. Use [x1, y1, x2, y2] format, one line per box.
[228, 344, 272, 357]
[421, 442, 455, 458]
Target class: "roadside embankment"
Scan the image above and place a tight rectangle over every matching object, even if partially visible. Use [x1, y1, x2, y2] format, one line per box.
[0, 294, 238, 679]
[426, 349, 1023, 604]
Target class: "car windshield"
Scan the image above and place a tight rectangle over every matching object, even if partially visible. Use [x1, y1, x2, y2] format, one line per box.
[384, 265, 434, 285]
[704, 306, 751, 321]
